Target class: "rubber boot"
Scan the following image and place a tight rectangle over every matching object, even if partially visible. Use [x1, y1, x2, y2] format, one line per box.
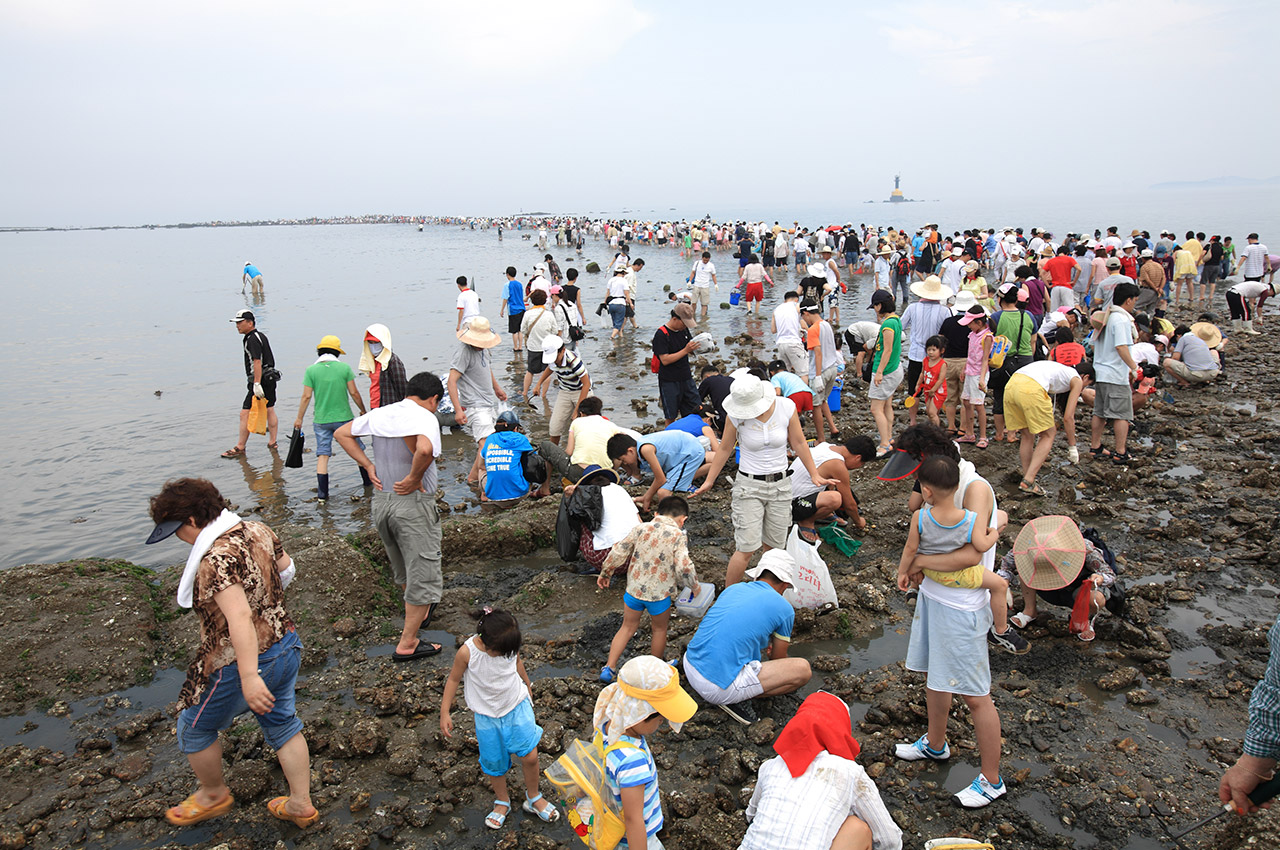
[359, 466, 373, 487]
[317, 473, 330, 502]
[1244, 320, 1261, 335]
[1232, 319, 1244, 334]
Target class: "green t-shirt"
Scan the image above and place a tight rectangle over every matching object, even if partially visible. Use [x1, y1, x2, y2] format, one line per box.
[872, 316, 902, 374]
[303, 359, 357, 425]
[995, 309, 1034, 356]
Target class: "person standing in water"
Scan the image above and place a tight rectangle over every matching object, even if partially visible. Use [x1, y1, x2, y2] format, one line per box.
[223, 309, 278, 458]
[243, 262, 264, 295]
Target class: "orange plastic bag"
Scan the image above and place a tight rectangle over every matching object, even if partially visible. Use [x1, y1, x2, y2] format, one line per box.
[1069, 577, 1095, 636]
[247, 397, 268, 435]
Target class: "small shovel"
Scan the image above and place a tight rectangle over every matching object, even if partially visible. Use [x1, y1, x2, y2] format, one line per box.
[1163, 774, 1280, 846]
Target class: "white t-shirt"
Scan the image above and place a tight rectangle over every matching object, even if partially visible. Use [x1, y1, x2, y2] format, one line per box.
[607, 277, 630, 300]
[528, 275, 551, 298]
[773, 302, 802, 345]
[1230, 279, 1271, 299]
[790, 442, 840, 499]
[456, 288, 481, 320]
[732, 396, 797, 475]
[592, 483, 641, 549]
[692, 261, 716, 288]
[1130, 341, 1160, 366]
[847, 321, 881, 349]
[1015, 360, 1079, 394]
[792, 236, 809, 255]
[940, 258, 964, 290]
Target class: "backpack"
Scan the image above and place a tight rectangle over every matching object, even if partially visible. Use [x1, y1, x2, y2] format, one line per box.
[555, 496, 581, 562]
[1082, 526, 1127, 619]
[895, 254, 912, 278]
[988, 335, 1012, 369]
[544, 731, 639, 850]
[650, 325, 670, 373]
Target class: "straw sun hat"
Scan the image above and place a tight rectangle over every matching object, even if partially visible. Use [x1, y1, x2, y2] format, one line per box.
[1010, 515, 1087, 591]
[910, 274, 954, 301]
[456, 315, 501, 348]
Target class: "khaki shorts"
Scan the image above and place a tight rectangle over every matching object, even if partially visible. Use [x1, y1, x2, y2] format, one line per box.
[1002, 373, 1055, 434]
[778, 340, 809, 376]
[372, 491, 442, 607]
[1165, 359, 1218, 384]
[692, 285, 711, 306]
[944, 358, 966, 401]
[730, 472, 791, 552]
[466, 406, 497, 442]
[549, 388, 578, 439]
[1093, 381, 1134, 422]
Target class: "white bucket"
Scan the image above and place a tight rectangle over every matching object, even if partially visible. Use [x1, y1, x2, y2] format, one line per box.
[675, 582, 716, 617]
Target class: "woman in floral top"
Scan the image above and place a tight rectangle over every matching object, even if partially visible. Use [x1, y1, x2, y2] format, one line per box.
[596, 494, 700, 682]
[146, 478, 317, 828]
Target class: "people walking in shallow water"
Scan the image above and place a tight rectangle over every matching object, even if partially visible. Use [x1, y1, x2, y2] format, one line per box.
[223, 309, 278, 458]
[242, 261, 264, 295]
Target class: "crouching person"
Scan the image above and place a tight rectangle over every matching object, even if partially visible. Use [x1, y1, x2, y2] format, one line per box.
[740, 692, 903, 850]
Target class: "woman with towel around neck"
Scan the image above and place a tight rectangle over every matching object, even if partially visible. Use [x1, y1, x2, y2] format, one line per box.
[146, 477, 318, 829]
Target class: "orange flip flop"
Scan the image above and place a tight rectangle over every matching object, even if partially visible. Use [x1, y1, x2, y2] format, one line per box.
[166, 793, 234, 826]
[267, 796, 320, 828]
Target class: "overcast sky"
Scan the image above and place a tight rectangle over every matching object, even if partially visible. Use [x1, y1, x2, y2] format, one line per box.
[3, 0, 1277, 226]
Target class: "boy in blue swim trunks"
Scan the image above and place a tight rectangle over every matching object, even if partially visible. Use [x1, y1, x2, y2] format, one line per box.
[597, 495, 700, 682]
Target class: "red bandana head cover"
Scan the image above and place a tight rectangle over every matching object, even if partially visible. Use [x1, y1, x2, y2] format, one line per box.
[772, 691, 861, 778]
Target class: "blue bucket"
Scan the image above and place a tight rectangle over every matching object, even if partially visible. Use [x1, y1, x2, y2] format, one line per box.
[828, 379, 843, 413]
[729, 291, 741, 305]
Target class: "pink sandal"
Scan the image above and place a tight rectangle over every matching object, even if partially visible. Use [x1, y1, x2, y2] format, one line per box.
[956, 435, 977, 444]
[976, 438, 989, 449]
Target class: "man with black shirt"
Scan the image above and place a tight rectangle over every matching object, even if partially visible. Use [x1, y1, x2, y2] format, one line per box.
[223, 309, 278, 458]
[937, 292, 978, 433]
[737, 233, 755, 274]
[698, 364, 734, 432]
[653, 303, 702, 424]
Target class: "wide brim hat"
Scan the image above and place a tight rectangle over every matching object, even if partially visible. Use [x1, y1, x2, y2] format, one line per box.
[1191, 321, 1222, 348]
[745, 549, 797, 585]
[1011, 515, 1087, 591]
[807, 262, 828, 278]
[877, 246, 893, 255]
[722, 375, 774, 420]
[457, 316, 501, 348]
[578, 464, 619, 486]
[910, 274, 954, 301]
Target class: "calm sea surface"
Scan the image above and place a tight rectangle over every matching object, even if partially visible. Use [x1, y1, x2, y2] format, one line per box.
[4, 188, 1274, 569]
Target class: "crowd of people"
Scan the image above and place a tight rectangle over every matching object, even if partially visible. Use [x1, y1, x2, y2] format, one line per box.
[149, 219, 1274, 847]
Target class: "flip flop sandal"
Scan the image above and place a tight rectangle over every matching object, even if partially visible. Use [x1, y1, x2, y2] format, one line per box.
[166, 793, 234, 826]
[522, 794, 560, 823]
[267, 796, 320, 828]
[798, 527, 821, 545]
[485, 800, 511, 829]
[220, 447, 245, 459]
[956, 435, 977, 444]
[392, 641, 442, 662]
[1009, 612, 1034, 629]
[1019, 480, 1047, 496]
[975, 438, 989, 449]
[418, 602, 439, 633]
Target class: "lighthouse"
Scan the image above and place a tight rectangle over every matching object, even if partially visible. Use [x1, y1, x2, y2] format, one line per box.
[889, 174, 905, 203]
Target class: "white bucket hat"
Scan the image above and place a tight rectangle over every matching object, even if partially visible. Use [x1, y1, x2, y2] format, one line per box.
[721, 375, 774, 420]
[745, 550, 797, 585]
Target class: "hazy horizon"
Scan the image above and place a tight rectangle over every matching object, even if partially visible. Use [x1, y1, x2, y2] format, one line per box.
[4, 0, 1277, 227]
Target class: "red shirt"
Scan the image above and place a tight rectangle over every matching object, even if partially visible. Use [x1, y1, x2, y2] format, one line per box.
[1043, 255, 1078, 288]
[1049, 342, 1086, 366]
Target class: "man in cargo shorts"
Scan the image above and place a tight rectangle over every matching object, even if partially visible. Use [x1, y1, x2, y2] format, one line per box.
[336, 372, 446, 662]
[687, 251, 716, 319]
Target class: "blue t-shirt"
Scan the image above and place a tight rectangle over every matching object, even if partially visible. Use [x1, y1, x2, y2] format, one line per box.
[637, 431, 705, 483]
[911, 236, 925, 258]
[665, 414, 707, 439]
[685, 582, 794, 689]
[481, 431, 534, 501]
[602, 733, 663, 838]
[505, 279, 525, 314]
[769, 371, 810, 398]
[244, 264, 261, 277]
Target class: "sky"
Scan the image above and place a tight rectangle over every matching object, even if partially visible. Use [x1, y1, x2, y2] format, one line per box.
[2, 0, 1277, 226]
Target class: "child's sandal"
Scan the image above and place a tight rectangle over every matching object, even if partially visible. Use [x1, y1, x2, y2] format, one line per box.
[523, 794, 560, 823]
[485, 800, 511, 829]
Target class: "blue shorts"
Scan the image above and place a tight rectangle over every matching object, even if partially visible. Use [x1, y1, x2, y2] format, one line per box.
[474, 698, 543, 776]
[176, 629, 303, 754]
[845, 252, 857, 266]
[623, 592, 673, 615]
[904, 594, 992, 697]
[738, 256, 750, 268]
[313, 421, 363, 457]
[794, 253, 807, 267]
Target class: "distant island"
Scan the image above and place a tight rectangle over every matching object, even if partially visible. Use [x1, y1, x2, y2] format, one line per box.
[1150, 175, 1280, 190]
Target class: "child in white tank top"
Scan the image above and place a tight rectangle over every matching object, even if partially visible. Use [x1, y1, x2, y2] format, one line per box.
[440, 608, 561, 830]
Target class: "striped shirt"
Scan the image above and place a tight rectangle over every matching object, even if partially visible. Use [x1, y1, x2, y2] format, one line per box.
[1240, 243, 1270, 278]
[604, 734, 663, 837]
[549, 350, 587, 392]
[1246, 615, 1280, 759]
